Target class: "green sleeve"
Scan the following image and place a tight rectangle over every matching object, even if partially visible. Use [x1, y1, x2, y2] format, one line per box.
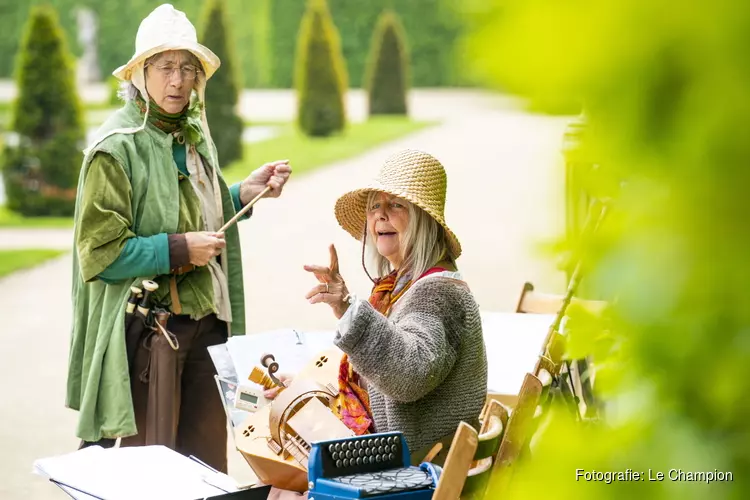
[76, 152, 170, 283]
[98, 233, 170, 284]
[229, 182, 253, 221]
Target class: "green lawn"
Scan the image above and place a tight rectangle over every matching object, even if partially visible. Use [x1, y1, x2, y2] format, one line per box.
[0, 249, 67, 279]
[222, 117, 436, 184]
[0, 206, 74, 228]
[0, 116, 436, 227]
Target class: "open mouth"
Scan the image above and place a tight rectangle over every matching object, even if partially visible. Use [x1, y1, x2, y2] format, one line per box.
[377, 231, 397, 237]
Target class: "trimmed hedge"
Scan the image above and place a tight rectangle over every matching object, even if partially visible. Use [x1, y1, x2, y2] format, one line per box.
[0, 0, 465, 89]
[0, 1, 268, 88]
[295, 0, 347, 137]
[1, 5, 85, 216]
[274, 0, 466, 88]
[200, 0, 243, 167]
[365, 9, 409, 115]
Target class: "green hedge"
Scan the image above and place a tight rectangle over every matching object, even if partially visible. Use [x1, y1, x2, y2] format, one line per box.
[0, 0, 269, 88]
[295, 0, 347, 137]
[0, 0, 465, 89]
[200, 0, 244, 167]
[272, 0, 466, 88]
[365, 9, 409, 116]
[2, 5, 85, 216]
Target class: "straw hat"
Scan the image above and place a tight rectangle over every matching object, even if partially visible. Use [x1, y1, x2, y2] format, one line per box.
[335, 149, 462, 259]
[113, 4, 220, 81]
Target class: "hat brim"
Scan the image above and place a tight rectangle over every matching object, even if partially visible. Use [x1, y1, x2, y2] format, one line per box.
[112, 41, 220, 81]
[334, 183, 463, 259]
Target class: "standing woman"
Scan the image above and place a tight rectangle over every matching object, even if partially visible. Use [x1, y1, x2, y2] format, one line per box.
[65, 4, 290, 472]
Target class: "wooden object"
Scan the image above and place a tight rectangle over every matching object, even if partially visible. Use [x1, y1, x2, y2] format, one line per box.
[218, 185, 271, 234]
[235, 347, 343, 492]
[487, 372, 548, 497]
[249, 366, 278, 391]
[433, 401, 508, 500]
[431, 422, 478, 500]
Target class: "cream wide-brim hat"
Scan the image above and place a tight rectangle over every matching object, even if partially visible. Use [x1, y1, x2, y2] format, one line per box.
[112, 4, 220, 82]
[84, 4, 224, 207]
[335, 149, 462, 259]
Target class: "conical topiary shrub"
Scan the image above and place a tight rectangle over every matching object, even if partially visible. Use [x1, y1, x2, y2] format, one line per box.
[365, 9, 410, 116]
[1, 5, 85, 216]
[294, 0, 348, 137]
[200, 0, 244, 167]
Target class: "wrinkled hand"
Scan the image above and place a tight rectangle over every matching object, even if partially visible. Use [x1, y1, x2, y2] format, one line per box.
[304, 244, 350, 319]
[263, 373, 294, 400]
[240, 160, 292, 204]
[185, 231, 225, 266]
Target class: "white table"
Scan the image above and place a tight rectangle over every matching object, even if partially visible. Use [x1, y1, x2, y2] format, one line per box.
[480, 312, 554, 397]
[218, 312, 554, 404]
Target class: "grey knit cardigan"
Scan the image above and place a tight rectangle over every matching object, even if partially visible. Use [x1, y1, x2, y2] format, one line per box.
[334, 274, 488, 455]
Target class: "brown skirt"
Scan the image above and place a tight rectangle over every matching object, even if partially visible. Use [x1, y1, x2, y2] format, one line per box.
[120, 313, 230, 473]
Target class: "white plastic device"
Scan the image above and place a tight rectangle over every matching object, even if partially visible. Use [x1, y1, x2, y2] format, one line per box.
[233, 384, 268, 413]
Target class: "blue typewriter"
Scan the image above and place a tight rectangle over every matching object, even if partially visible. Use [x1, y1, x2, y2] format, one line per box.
[307, 432, 441, 499]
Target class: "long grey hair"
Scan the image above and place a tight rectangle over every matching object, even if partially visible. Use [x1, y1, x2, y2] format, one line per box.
[364, 191, 455, 281]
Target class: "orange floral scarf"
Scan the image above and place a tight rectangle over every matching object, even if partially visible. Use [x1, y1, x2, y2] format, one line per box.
[333, 266, 447, 435]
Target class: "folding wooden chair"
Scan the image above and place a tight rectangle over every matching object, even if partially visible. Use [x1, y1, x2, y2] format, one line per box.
[516, 281, 606, 315]
[432, 400, 508, 500]
[516, 281, 606, 418]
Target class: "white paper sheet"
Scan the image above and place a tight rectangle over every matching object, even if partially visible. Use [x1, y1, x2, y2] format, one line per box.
[226, 329, 316, 383]
[34, 445, 237, 500]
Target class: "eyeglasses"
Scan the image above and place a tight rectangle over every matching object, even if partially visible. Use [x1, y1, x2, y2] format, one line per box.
[147, 63, 201, 81]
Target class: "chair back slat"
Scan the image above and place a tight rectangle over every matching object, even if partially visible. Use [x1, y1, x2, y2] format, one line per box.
[486, 373, 545, 497]
[431, 422, 478, 500]
[516, 281, 607, 315]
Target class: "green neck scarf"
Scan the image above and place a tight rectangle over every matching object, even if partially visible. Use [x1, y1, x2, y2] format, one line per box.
[135, 94, 203, 145]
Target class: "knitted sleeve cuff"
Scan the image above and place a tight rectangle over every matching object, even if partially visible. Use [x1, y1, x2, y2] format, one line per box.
[334, 299, 373, 352]
[336, 296, 362, 337]
[168, 233, 190, 270]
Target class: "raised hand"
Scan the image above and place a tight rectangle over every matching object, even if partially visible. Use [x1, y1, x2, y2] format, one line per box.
[239, 160, 292, 204]
[303, 244, 350, 319]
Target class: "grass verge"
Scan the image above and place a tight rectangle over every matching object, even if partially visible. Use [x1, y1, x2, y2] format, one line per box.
[0, 249, 67, 279]
[0, 206, 74, 228]
[222, 117, 437, 184]
[0, 116, 435, 226]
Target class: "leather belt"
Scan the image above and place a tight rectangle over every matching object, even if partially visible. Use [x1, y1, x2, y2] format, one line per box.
[171, 264, 195, 275]
[169, 264, 195, 315]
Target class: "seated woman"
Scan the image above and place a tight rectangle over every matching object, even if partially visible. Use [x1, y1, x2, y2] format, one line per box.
[298, 149, 488, 465]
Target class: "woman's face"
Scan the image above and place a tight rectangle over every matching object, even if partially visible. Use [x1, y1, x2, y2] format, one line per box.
[367, 192, 410, 269]
[144, 50, 197, 114]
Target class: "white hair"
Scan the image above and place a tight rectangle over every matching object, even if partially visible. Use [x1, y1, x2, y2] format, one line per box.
[115, 50, 203, 102]
[364, 191, 455, 280]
